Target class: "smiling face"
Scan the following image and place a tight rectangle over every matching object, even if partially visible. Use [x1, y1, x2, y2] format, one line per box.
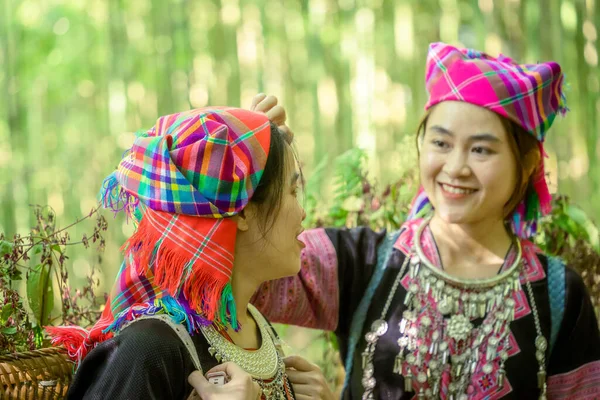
[419, 101, 519, 225]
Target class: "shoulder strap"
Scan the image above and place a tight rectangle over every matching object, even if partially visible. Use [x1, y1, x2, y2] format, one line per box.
[121, 314, 203, 374]
[547, 255, 566, 355]
[342, 229, 402, 393]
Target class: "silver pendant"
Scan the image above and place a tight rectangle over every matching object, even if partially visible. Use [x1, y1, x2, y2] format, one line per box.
[447, 314, 473, 342]
[438, 297, 452, 315]
[371, 319, 388, 336]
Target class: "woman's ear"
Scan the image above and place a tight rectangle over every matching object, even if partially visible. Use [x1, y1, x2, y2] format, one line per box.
[236, 204, 258, 232]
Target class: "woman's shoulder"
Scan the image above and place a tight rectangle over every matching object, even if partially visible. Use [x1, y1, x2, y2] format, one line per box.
[93, 317, 192, 364]
[534, 252, 592, 311]
[535, 252, 585, 287]
[118, 317, 186, 344]
[68, 318, 197, 399]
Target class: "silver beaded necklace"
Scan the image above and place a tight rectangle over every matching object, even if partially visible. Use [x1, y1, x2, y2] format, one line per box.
[361, 217, 548, 400]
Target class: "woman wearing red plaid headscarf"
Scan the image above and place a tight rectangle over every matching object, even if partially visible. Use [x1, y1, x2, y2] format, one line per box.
[47, 105, 334, 400]
[254, 42, 600, 400]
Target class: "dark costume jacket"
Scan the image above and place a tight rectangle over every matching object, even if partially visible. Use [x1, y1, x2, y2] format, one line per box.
[251, 219, 600, 399]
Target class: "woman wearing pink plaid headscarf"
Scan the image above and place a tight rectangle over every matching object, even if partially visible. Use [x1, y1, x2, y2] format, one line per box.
[254, 43, 600, 399]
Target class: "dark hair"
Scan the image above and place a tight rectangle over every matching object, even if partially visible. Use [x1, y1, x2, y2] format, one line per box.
[415, 109, 541, 218]
[499, 118, 541, 217]
[250, 122, 299, 235]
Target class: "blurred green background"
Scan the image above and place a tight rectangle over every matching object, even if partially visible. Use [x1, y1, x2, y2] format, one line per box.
[1, 0, 599, 382]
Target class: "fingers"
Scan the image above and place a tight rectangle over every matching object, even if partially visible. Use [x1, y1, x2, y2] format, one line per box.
[266, 105, 286, 126]
[285, 369, 329, 389]
[283, 355, 317, 372]
[188, 370, 208, 387]
[250, 94, 294, 143]
[206, 361, 243, 378]
[188, 370, 212, 399]
[284, 357, 334, 399]
[252, 381, 262, 400]
[292, 394, 314, 400]
[289, 383, 334, 400]
[250, 93, 267, 111]
[254, 95, 278, 114]
[284, 368, 311, 385]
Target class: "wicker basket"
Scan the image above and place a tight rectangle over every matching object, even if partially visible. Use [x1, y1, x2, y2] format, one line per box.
[0, 348, 72, 400]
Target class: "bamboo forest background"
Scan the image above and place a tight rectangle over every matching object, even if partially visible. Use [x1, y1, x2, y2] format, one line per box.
[1, 0, 599, 376]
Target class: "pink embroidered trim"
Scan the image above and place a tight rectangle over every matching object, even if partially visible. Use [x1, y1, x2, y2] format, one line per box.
[520, 240, 546, 283]
[547, 360, 600, 399]
[250, 228, 339, 330]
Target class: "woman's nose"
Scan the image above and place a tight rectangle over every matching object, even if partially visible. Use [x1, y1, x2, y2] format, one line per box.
[442, 149, 471, 178]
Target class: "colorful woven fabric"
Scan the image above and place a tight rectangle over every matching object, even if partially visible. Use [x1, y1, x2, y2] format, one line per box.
[104, 107, 271, 218]
[47, 107, 272, 364]
[408, 42, 568, 238]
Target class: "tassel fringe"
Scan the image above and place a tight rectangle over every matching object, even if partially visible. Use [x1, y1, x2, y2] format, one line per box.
[44, 325, 111, 365]
[122, 214, 238, 328]
[103, 295, 213, 335]
[557, 75, 569, 117]
[99, 172, 141, 222]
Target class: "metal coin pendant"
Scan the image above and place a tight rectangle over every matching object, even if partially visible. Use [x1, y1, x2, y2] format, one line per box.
[371, 319, 388, 336]
[438, 297, 452, 315]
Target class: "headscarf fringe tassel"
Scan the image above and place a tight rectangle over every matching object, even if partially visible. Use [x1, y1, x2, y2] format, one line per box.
[122, 219, 239, 328]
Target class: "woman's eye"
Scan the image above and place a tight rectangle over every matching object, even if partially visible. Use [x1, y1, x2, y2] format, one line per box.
[432, 140, 448, 149]
[472, 146, 493, 155]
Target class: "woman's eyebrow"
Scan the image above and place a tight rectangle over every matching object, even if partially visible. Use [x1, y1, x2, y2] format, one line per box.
[430, 125, 502, 143]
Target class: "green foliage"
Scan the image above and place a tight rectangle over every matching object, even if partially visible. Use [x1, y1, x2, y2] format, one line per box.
[304, 148, 419, 232]
[537, 197, 600, 254]
[0, 206, 107, 355]
[26, 263, 54, 327]
[536, 197, 600, 315]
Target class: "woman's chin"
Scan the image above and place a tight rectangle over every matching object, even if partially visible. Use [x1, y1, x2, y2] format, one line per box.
[270, 258, 302, 280]
[434, 208, 475, 225]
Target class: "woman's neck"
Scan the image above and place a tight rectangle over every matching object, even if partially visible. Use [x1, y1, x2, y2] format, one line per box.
[222, 267, 263, 349]
[428, 214, 514, 278]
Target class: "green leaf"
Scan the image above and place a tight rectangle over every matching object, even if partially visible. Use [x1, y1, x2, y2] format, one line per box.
[1, 304, 13, 324]
[26, 264, 54, 326]
[566, 205, 600, 252]
[0, 240, 13, 257]
[33, 244, 43, 254]
[8, 268, 22, 281]
[1, 327, 17, 335]
[33, 325, 44, 348]
[51, 244, 62, 253]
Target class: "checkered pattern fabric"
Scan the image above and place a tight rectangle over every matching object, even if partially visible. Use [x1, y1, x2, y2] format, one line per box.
[115, 107, 270, 217]
[425, 42, 567, 141]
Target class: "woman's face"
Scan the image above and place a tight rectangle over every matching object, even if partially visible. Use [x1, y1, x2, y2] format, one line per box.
[419, 101, 518, 225]
[237, 145, 306, 281]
